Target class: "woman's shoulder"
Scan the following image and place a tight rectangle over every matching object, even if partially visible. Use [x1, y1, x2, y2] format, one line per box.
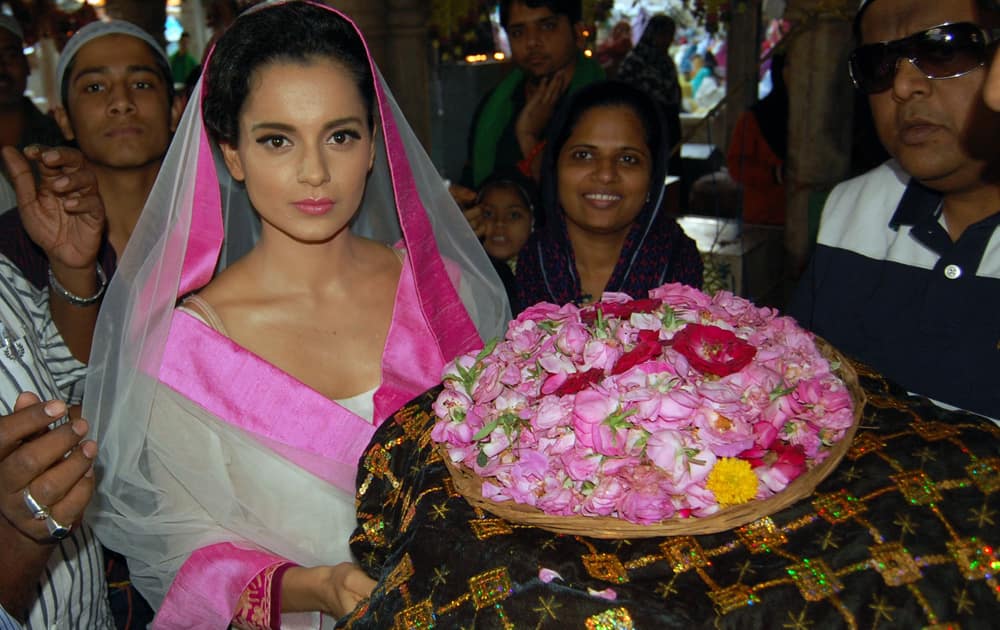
[177, 294, 229, 335]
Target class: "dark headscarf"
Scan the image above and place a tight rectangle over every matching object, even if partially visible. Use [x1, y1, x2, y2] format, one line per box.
[515, 81, 703, 311]
[750, 52, 788, 161]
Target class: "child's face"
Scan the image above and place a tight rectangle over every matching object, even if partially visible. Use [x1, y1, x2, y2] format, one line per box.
[480, 184, 532, 261]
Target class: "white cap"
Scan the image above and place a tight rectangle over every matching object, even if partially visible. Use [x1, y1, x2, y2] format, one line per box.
[0, 14, 24, 43]
[55, 20, 168, 105]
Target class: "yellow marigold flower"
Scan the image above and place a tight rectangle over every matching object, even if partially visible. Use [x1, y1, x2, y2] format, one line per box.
[706, 458, 758, 507]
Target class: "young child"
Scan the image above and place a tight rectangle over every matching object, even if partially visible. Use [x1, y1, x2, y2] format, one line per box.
[477, 170, 537, 269]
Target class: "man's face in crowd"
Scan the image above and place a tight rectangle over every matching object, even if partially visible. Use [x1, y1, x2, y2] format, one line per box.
[55, 34, 181, 170]
[0, 28, 28, 108]
[505, 2, 580, 81]
[862, 0, 1000, 193]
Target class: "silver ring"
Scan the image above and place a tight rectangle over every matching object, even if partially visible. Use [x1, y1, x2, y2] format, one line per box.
[22, 488, 49, 520]
[45, 515, 72, 540]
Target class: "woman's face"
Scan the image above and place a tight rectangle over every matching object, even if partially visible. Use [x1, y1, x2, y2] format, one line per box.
[556, 104, 652, 238]
[220, 58, 375, 245]
[480, 184, 532, 260]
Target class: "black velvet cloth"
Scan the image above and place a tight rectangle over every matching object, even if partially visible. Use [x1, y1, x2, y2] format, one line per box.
[342, 362, 1000, 629]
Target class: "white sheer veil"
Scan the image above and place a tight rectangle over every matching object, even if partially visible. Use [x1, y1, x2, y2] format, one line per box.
[83, 0, 509, 611]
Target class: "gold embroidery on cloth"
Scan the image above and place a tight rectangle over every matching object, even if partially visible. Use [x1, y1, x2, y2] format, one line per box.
[709, 584, 760, 614]
[966, 458, 1000, 494]
[362, 517, 386, 546]
[384, 554, 416, 592]
[892, 470, 942, 505]
[393, 599, 435, 629]
[786, 558, 843, 601]
[582, 553, 629, 583]
[470, 518, 514, 539]
[660, 537, 711, 573]
[870, 542, 922, 586]
[847, 432, 886, 460]
[736, 517, 787, 553]
[468, 567, 513, 609]
[584, 607, 634, 630]
[813, 490, 865, 524]
[911, 420, 959, 441]
[946, 538, 999, 581]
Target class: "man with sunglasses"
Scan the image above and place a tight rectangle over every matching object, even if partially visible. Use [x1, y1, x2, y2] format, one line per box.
[791, 0, 1000, 421]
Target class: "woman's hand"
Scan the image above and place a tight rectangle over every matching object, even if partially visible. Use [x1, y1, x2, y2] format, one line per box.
[281, 562, 376, 618]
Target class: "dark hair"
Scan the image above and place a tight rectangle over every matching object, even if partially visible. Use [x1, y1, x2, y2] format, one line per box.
[203, 2, 375, 146]
[539, 81, 668, 229]
[498, 0, 581, 30]
[640, 14, 676, 44]
[60, 40, 175, 109]
[477, 167, 540, 221]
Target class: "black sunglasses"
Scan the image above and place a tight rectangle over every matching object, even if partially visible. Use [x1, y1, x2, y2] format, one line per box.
[849, 22, 1000, 94]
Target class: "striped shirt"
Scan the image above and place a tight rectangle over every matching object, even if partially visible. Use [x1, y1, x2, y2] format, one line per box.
[0, 255, 113, 629]
[789, 161, 1000, 419]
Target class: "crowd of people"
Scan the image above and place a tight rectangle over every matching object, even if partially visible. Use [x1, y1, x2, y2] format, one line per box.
[0, 0, 997, 627]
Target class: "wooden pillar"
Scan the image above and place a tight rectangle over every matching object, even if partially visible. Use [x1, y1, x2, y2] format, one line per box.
[332, 1, 388, 69]
[327, 1, 431, 148]
[384, 0, 432, 148]
[783, 0, 856, 273]
[723, 0, 762, 156]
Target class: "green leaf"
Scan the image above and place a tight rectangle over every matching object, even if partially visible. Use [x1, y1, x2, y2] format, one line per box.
[472, 418, 500, 441]
[660, 306, 680, 329]
[769, 383, 796, 402]
[475, 338, 499, 362]
[537, 320, 558, 334]
[477, 450, 488, 467]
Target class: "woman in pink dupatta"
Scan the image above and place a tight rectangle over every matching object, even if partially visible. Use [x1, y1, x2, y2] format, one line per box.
[83, 2, 509, 628]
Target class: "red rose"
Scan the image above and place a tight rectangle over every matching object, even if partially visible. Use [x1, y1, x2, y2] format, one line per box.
[581, 298, 663, 323]
[554, 368, 604, 396]
[671, 324, 756, 377]
[611, 330, 665, 375]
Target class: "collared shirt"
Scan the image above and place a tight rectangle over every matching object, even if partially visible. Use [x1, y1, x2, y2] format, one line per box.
[0, 255, 113, 629]
[790, 161, 1000, 420]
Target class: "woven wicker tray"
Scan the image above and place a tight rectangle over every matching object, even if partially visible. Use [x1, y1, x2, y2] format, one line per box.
[439, 338, 865, 538]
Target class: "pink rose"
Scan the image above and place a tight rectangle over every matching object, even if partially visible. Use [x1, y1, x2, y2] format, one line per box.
[533, 396, 573, 431]
[555, 320, 590, 356]
[617, 465, 676, 523]
[692, 406, 756, 457]
[646, 429, 716, 487]
[582, 338, 623, 372]
[536, 475, 578, 515]
[561, 450, 602, 481]
[581, 476, 626, 516]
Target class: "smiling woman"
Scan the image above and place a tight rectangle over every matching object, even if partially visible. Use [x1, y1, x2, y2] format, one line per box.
[515, 80, 703, 312]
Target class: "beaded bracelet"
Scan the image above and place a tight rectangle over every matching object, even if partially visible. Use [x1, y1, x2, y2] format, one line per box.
[48, 264, 107, 306]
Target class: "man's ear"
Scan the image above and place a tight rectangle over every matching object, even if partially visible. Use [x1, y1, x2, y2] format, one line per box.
[219, 142, 246, 182]
[54, 106, 75, 142]
[169, 94, 185, 133]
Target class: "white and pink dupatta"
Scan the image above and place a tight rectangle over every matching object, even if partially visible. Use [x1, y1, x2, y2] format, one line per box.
[83, 2, 509, 628]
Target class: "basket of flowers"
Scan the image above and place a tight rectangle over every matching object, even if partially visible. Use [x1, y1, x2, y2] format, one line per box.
[431, 283, 865, 538]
